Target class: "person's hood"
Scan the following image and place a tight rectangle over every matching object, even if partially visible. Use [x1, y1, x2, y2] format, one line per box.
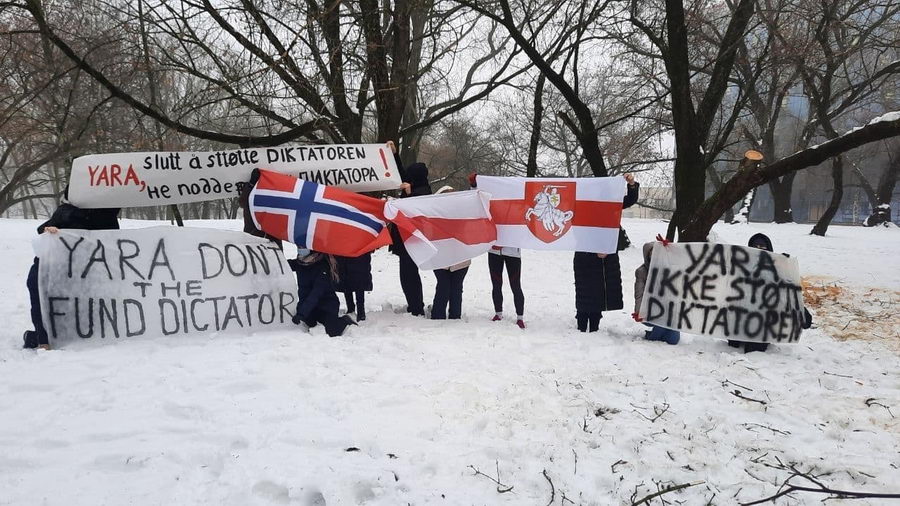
[748, 233, 773, 252]
[642, 241, 655, 265]
[405, 162, 429, 188]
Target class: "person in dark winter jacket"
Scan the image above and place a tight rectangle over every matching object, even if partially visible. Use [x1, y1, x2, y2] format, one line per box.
[23, 189, 121, 349]
[335, 253, 373, 321]
[633, 241, 680, 344]
[727, 233, 813, 353]
[573, 174, 639, 332]
[387, 141, 432, 316]
[289, 250, 356, 337]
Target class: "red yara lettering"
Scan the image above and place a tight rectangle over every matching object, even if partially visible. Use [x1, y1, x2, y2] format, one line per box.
[87, 164, 143, 187]
[123, 165, 141, 186]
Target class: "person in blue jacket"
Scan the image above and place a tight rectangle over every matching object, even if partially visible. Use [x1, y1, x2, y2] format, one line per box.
[289, 249, 356, 337]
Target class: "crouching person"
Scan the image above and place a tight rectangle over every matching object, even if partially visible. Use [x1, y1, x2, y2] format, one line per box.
[633, 242, 680, 345]
[289, 249, 357, 337]
[24, 188, 120, 349]
[727, 233, 812, 353]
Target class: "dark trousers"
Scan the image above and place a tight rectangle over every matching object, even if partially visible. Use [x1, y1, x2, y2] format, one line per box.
[26, 258, 48, 346]
[488, 254, 524, 316]
[303, 310, 352, 337]
[431, 267, 469, 319]
[576, 311, 601, 333]
[399, 250, 424, 315]
[343, 290, 366, 319]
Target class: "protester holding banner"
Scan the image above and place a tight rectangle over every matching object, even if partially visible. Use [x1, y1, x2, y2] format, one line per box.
[335, 254, 372, 321]
[726, 233, 813, 353]
[471, 173, 527, 329]
[289, 250, 356, 337]
[23, 188, 120, 349]
[388, 155, 433, 317]
[633, 241, 680, 344]
[572, 174, 639, 332]
[425, 187, 471, 320]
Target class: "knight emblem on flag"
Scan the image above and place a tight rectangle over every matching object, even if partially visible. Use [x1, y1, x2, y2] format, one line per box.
[249, 169, 390, 257]
[524, 181, 576, 243]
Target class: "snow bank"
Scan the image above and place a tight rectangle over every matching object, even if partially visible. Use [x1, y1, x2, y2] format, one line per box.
[0, 218, 897, 505]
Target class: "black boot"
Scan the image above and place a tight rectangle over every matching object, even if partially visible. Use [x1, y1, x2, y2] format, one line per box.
[343, 292, 355, 314]
[355, 291, 366, 321]
[23, 331, 38, 349]
[588, 314, 601, 332]
[576, 316, 588, 332]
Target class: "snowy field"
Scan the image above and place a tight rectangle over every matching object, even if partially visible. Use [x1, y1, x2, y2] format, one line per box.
[1, 217, 898, 505]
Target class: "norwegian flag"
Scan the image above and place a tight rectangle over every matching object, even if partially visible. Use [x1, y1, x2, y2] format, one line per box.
[249, 169, 391, 256]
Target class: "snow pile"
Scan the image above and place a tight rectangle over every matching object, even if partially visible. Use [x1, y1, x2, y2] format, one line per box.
[0, 218, 898, 505]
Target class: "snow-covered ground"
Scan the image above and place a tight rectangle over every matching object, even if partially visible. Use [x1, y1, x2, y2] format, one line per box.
[1, 218, 898, 505]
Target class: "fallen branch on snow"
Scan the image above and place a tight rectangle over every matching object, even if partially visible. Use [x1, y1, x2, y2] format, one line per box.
[630, 480, 705, 505]
[468, 461, 513, 493]
[729, 389, 767, 405]
[542, 469, 554, 506]
[741, 457, 900, 505]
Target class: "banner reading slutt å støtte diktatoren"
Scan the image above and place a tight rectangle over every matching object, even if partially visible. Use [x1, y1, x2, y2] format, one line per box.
[68, 144, 402, 208]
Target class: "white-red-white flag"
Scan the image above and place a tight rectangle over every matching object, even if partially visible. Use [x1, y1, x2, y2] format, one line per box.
[383, 190, 496, 270]
[477, 176, 626, 253]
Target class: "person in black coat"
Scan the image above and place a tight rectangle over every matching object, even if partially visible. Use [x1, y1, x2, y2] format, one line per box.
[727, 233, 813, 353]
[23, 189, 121, 349]
[573, 174, 639, 332]
[289, 250, 356, 337]
[335, 253, 373, 321]
[387, 141, 432, 317]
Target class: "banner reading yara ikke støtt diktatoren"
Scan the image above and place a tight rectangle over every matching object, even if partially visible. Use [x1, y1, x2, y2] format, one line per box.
[638, 242, 807, 343]
[68, 144, 402, 208]
[34, 227, 298, 344]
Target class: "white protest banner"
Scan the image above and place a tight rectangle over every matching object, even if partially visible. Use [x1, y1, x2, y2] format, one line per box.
[34, 227, 297, 344]
[68, 144, 402, 208]
[638, 242, 806, 343]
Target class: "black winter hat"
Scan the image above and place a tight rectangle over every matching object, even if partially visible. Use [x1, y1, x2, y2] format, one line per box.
[748, 233, 773, 252]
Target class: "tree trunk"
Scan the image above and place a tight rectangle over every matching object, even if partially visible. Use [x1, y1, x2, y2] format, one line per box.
[680, 115, 900, 242]
[399, 0, 430, 166]
[768, 173, 795, 223]
[730, 187, 756, 224]
[526, 75, 545, 177]
[810, 155, 844, 236]
[863, 158, 898, 226]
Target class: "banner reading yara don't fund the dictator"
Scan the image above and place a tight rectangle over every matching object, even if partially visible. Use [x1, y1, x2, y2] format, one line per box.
[68, 144, 402, 208]
[638, 242, 807, 343]
[34, 227, 298, 343]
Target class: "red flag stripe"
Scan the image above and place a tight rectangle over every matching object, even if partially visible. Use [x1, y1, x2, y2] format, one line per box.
[255, 170, 299, 192]
[490, 200, 623, 228]
[394, 214, 496, 245]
